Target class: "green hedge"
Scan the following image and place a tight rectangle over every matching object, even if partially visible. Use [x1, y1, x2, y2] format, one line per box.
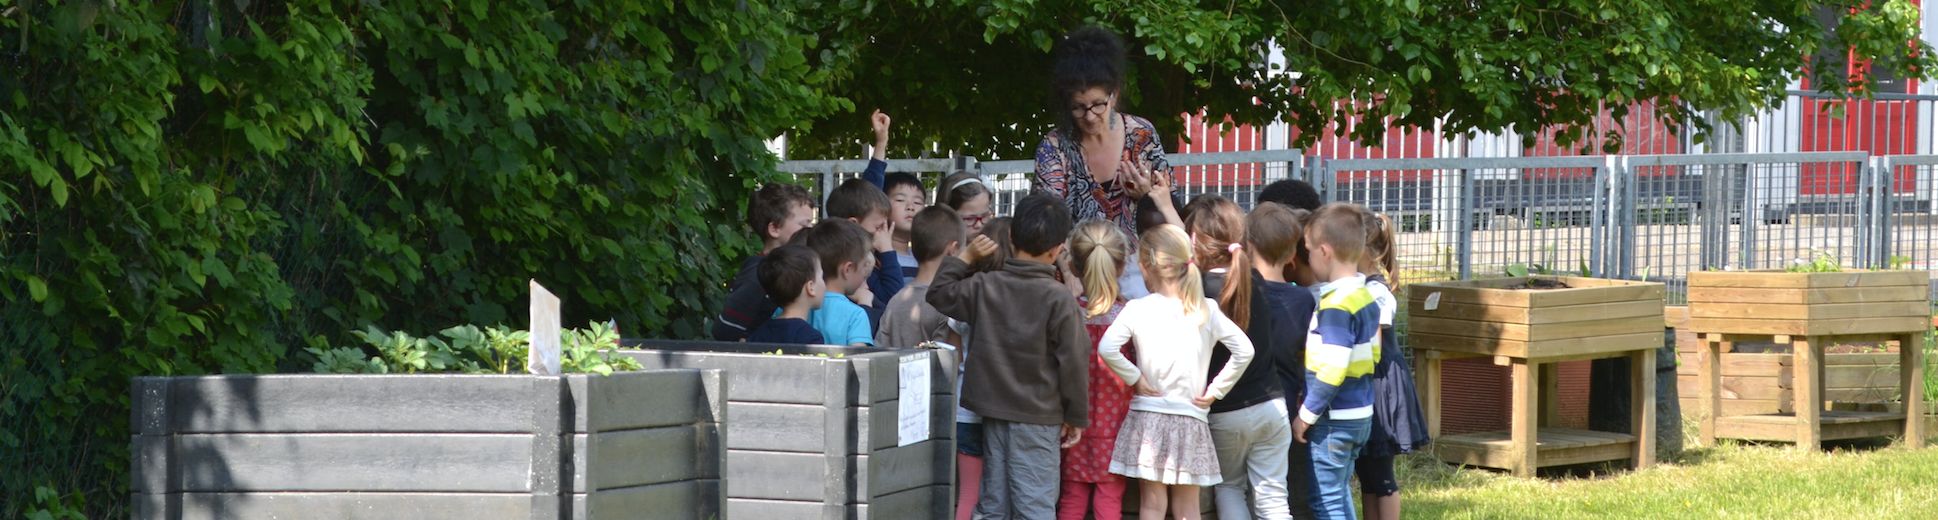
[0, 1, 843, 514]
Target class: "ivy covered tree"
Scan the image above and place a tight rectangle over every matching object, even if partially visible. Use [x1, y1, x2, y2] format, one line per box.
[0, 1, 842, 515]
[788, 0, 1936, 159]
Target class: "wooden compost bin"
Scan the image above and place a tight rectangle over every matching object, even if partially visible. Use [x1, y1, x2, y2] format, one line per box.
[1686, 269, 1928, 450]
[616, 340, 954, 520]
[130, 369, 726, 520]
[1408, 276, 1665, 477]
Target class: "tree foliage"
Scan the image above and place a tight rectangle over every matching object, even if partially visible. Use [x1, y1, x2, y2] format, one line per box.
[788, 0, 1936, 159]
[0, 0, 841, 514]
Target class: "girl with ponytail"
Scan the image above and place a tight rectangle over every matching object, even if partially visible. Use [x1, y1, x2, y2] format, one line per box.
[1183, 195, 1297, 518]
[1057, 221, 1135, 520]
[1352, 210, 1430, 520]
[1096, 224, 1253, 520]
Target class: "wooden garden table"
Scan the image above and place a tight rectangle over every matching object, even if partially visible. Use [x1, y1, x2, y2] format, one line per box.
[1688, 268, 1930, 451]
[1409, 277, 1664, 477]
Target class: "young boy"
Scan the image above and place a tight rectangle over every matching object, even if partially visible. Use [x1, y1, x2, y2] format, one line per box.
[747, 245, 828, 344]
[1249, 202, 1320, 519]
[884, 172, 927, 285]
[1259, 179, 1323, 212]
[713, 183, 819, 342]
[794, 219, 879, 347]
[927, 193, 1089, 518]
[824, 178, 906, 330]
[875, 206, 964, 349]
[1292, 203, 1382, 520]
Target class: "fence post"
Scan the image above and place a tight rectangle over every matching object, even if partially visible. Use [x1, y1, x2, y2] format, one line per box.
[1590, 157, 1609, 278]
[1457, 168, 1475, 280]
[1739, 162, 1759, 269]
[1699, 164, 1727, 271]
[1857, 157, 1878, 269]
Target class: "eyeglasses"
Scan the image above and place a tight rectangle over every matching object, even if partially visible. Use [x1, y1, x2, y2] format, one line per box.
[962, 212, 993, 227]
[1069, 95, 1114, 118]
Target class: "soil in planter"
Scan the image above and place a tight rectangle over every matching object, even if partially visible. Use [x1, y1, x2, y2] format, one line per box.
[1510, 278, 1573, 290]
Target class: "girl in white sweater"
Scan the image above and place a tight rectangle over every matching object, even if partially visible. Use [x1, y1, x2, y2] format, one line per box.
[1099, 224, 1255, 520]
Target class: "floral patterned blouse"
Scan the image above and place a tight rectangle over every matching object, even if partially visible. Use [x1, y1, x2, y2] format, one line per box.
[1033, 114, 1173, 251]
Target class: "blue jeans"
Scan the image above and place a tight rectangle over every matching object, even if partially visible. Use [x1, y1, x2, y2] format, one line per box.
[1305, 417, 1371, 520]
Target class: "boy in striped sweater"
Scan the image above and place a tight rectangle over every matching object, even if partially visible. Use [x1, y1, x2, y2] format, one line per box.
[1292, 203, 1383, 520]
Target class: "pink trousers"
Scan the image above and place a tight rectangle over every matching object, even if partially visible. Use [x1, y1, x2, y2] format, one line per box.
[1056, 477, 1127, 520]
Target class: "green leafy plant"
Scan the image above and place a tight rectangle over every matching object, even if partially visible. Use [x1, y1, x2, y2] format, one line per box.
[1889, 255, 1913, 270]
[24, 485, 87, 520]
[1785, 250, 1844, 273]
[308, 322, 629, 375]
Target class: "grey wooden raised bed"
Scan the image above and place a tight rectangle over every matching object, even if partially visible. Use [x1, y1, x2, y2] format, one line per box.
[616, 340, 956, 520]
[130, 369, 726, 520]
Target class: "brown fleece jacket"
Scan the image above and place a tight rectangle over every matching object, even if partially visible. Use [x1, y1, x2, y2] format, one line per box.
[926, 256, 1090, 427]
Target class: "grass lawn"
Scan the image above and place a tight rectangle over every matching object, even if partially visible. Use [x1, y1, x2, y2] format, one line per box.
[1390, 426, 1938, 519]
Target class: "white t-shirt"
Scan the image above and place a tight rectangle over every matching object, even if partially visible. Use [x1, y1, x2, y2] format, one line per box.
[947, 318, 982, 424]
[1365, 278, 1397, 327]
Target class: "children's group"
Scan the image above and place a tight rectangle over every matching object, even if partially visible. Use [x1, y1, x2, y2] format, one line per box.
[709, 112, 1428, 520]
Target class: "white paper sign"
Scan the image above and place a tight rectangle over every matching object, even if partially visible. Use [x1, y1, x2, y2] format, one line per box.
[1424, 291, 1442, 311]
[529, 280, 562, 375]
[898, 353, 931, 446]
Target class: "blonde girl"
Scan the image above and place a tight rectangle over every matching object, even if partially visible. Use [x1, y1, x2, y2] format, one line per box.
[1056, 220, 1137, 520]
[1098, 224, 1255, 520]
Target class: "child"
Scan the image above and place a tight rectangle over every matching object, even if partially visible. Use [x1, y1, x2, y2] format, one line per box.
[1183, 195, 1294, 520]
[713, 182, 819, 341]
[939, 171, 994, 235]
[1098, 224, 1254, 520]
[1259, 179, 1323, 212]
[949, 216, 1009, 520]
[927, 193, 1089, 519]
[1353, 211, 1431, 520]
[825, 178, 907, 328]
[1058, 220, 1136, 520]
[885, 172, 928, 285]
[747, 245, 827, 344]
[794, 219, 879, 347]
[1248, 202, 1320, 519]
[1293, 203, 1382, 520]
[876, 206, 965, 349]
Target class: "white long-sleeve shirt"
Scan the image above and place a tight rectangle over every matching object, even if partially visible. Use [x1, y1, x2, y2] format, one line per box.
[1097, 294, 1254, 422]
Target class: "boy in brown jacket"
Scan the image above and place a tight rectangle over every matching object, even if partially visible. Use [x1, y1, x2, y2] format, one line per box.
[928, 192, 1089, 519]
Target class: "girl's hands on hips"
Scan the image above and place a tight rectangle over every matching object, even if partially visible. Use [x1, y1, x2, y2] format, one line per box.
[1190, 393, 1216, 409]
[1132, 377, 1161, 397]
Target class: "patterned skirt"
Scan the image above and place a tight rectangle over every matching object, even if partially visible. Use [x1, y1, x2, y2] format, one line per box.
[1108, 410, 1222, 486]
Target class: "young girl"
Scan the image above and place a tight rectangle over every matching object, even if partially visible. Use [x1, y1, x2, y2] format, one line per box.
[952, 217, 1010, 520]
[1352, 211, 1431, 520]
[1057, 220, 1135, 520]
[1183, 195, 1295, 519]
[939, 171, 994, 236]
[1098, 224, 1255, 520]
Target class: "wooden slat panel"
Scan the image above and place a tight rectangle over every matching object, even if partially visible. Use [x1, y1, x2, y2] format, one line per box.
[582, 480, 723, 520]
[1408, 300, 1663, 325]
[168, 434, 533, 492]
[1411, 331, 1660, 359]
[576, 424, 718, 492]
[147, 492, 532, 519]
[1411, 315, 1660, 343]
[1687, 286, 1928, 305]
[1674, 353, 1787, 377]
[164, 376, 534, 434]
[1777, 365, 1903, 389]
[1689, 301, 1929, 320]
[1686, 316, 1929, 336]
[1679, 398, 1782, 416]
[1689, 270, 1928, 289]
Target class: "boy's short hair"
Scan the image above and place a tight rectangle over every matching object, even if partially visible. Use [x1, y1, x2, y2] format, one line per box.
[758, 245, 821, 306]
[1134, 192, 1186, 238]
[1305, 203, 1369, 265]
[798, 218, 874, 279]
[1011, 192, 1075, 255]
[883, 172, 924, 196]
[911, 206, 966, 261]
[1259, 179, 1322, 212]
[748, 182, 817, 241]
[826, 178, 893, 221]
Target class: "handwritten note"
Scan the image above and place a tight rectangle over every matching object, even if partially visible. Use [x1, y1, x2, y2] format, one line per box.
[898, 353, 931, 446]
[529, 280, 562, 375]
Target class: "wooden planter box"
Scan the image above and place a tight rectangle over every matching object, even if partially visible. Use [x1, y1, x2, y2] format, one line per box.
[1686, 270, 1930, 337]
[1407, 276, 1665, 477]
[616, 340, 954, 520]
[130, 369, 726, 520]
[1685, 269, 1929, 449]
